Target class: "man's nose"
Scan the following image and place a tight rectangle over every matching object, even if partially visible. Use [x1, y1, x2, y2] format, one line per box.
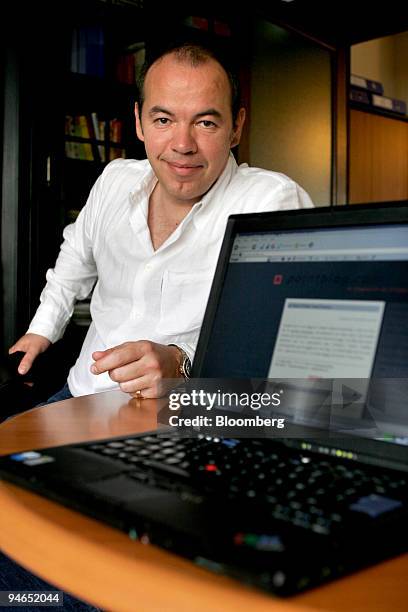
[170, 124, 197, 154]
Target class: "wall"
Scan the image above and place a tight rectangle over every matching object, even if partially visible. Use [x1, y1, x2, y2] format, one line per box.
[351, 32, 408, 103]
[248, 19, 332, 206]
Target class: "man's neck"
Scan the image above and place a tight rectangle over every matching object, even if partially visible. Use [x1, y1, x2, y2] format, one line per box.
[147, 185, 196, 251]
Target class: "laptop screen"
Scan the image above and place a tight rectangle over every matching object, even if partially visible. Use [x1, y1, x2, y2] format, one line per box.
[195, 213, 408, 450]
[200, 223, 408, 379]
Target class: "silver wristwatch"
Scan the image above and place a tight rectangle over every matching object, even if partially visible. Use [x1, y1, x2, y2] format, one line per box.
[169, 344, 192, 379]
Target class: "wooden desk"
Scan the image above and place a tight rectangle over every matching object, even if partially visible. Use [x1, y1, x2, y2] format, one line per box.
[0, 390, 406, 612]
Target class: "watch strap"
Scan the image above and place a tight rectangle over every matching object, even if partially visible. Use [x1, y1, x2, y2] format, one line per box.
[168, 344, 192, 379]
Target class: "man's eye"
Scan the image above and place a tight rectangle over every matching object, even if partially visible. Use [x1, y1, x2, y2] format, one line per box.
[199, 120, 216, 128]
[155, 118, 170, 125]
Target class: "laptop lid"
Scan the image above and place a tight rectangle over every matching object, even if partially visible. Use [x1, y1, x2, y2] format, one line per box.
[191, 202, 408, 470]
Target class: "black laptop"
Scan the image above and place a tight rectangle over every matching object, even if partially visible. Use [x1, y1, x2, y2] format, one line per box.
[1, 203, 407, 596]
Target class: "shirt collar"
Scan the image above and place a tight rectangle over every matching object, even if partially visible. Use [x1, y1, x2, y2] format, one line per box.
[192, 153, 238, 231]
[129, 164, 157, 217]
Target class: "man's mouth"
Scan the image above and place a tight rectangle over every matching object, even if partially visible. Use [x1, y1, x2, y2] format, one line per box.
[165, 161, 203, 175]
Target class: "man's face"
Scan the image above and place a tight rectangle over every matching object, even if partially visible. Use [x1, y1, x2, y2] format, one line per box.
[135, 54, 245, 207]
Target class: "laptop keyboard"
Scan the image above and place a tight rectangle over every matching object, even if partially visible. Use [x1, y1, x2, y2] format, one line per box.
[85, 435, 407, 536]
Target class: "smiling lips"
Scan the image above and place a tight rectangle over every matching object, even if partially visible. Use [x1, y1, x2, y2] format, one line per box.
[165, 160, 203, 176]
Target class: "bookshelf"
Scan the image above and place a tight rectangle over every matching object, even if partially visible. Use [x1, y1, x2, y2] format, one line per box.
[2, 1, 148, 346]
[54, 12, 147, 327]
[60, 75, 142, 227]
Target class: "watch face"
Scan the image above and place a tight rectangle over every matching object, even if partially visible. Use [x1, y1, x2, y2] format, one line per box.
[183, 357, 192, 378]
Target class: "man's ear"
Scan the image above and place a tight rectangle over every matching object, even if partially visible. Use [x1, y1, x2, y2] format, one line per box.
[230, 107, 246, 149]
[134, 102, 145, 142]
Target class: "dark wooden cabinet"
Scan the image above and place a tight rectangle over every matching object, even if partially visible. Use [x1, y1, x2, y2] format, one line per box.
[349, 107, 408, 204]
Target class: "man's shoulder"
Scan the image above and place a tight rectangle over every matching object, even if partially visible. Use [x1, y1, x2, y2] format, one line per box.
[100, 158, 151, 183]
[222, 161, 313, 213]
[234, 163, 299, 191]
[86, 158, 152, 218]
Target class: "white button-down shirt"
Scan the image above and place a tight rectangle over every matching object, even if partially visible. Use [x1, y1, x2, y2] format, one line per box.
[28, 154, 313, 396]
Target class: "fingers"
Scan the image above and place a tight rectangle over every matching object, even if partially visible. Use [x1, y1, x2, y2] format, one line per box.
[91, 342, 148, 374]
[17, 351, 36, 375]
[90, 341, 175, 399]
[119, 374, 152, 396]
[107, 360, 145, 383]
[9, 334, 50, 375]
[12, 344, 39, 375]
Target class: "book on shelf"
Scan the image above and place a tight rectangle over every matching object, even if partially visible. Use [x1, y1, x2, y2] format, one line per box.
[90, 112, 100, 139]
[65, 141, 94, 161]
[183, 16, 209, 31]
[349, 87, 371, 106]
[65, 114, 93, 138]
[350, 74, 384, 95]
[109, 147, 126, 161]
[350, 89, 407, 117]
[78, 115, 92, 139]
[72, 299, 92, 327]
[91, 113, 106, 162]
[371, 94, 407, 116]
[65, 113, 126, 162]
[70, 25, 105, 78]
[115, 42, 145, 84]
[65, 115, 94, 160]
[65, 115, 94, 161]
[183, 15, 231, 36]
[109, 118, 123, 143]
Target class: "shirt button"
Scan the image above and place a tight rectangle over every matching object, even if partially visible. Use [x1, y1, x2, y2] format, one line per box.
[145, 264, 152, 270]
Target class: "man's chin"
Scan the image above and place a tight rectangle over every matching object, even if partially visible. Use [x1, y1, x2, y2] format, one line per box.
[165, 179, 210, 203]
[169, 188, 206, 205]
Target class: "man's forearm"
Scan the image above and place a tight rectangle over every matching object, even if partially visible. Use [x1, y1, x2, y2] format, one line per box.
[28, 222, 97, 343]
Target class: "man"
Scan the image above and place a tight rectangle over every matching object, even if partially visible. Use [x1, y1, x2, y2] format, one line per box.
[9, 42, 313, 401]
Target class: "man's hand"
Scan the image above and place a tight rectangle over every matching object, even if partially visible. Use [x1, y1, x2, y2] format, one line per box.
[9, 333, 51, 375]
[91, 341, 182, 398]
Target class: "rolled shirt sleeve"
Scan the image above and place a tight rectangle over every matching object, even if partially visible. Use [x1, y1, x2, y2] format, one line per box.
[27, 176, 102, 343]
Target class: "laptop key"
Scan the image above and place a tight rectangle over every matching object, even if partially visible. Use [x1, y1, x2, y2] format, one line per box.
[118, 452, 131, 460]
[164, 457, 183, 465]
[149, 452, 166, 461]
[101, 448, 121, 456]
[126, 439, 144, 447]
[143, 459, 190, 478]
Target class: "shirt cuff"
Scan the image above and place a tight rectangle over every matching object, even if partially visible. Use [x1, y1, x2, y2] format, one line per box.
[171, 342, 195, 364]
[27, 306, 70, 344]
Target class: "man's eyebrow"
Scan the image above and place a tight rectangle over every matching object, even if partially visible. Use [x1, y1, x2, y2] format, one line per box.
[148, 106, 175, 117]
[147, 106, 223, 120]
[194, 109, 223, 120]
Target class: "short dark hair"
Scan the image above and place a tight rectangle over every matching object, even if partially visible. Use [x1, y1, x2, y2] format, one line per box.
[136, 42, 242, 122]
